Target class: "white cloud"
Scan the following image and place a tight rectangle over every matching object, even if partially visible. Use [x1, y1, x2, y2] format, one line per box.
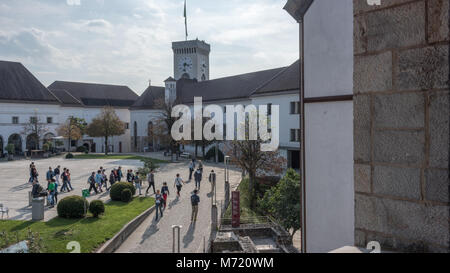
[67, 0, 81, 6]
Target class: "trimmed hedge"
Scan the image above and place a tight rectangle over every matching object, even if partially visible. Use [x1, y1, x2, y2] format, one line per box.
[57, 196, 89, 219]
[121, 189, 132, 203]
[110, 182, 136, 201]
[89, 200, 105, 218]
[65, 153, 74, 159]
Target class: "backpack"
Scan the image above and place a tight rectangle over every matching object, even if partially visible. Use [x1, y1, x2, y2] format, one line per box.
[191, 194, 200, 206]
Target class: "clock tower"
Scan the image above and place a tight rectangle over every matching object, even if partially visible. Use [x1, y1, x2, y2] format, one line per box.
[172, 39, 210, 82]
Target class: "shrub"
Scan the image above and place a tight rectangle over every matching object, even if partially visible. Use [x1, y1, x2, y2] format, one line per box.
[110, 182, 136, 201]
[6, 144, 15, 155]
[65, 153, 74, 159]
[76, 146, 87, 153]
[57, 196, 89, 218]
[42, 143, 50, 152]
[89, 200, 105, 218]
[205, 147, 224, 162]
[121, 189, 132, 203]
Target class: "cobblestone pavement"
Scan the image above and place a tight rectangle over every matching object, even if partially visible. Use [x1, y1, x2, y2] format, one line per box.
[115, 162, 242, 253]
[0, 155, 146, 221]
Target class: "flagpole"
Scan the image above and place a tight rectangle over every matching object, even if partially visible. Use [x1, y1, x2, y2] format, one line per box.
[184, 0, 188, 41]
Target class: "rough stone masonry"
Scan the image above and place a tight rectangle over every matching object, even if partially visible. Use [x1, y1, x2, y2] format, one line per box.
[353, 0, 449, 252]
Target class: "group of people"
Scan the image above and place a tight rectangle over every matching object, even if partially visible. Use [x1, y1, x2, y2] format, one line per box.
[87, 166, 124, 195]
[29, 163, 75, 208]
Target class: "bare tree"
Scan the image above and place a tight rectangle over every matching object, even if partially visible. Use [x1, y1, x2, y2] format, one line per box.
[21, 114, 49, 150]
[225, 139, 286, 209]
[86, 107, 125, 155]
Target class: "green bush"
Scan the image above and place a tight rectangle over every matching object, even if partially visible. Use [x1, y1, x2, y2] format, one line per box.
[89, 200, 105, 218]
[65, 153, 74, 159]
[205, 147, 224, 162]
[110, 182, 136, 201]
[57, 196, 89, 219]
[76, 146, 87, 153]
[6, 144, 15, 155]
[42, 143, 50, 152]
[121, 189, 132, 203]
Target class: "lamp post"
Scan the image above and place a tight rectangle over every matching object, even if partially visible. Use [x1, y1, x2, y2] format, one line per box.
[283, 0, 314, 254]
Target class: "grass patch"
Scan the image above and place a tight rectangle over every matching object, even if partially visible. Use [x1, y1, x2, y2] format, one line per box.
[72, 154, 168, 163]
[224, 178, 262, 220]
[0, 197, 154, 253]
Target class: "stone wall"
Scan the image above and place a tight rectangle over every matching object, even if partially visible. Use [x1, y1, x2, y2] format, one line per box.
[353, 0, 449, 252]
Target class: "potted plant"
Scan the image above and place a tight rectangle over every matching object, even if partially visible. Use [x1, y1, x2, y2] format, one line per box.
[6, 144, 15, 161]
[42, 143, 50, 158]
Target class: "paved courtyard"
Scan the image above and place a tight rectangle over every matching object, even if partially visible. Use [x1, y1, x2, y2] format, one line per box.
[0, 155, 150, 221]
[115, 161, 242, 253]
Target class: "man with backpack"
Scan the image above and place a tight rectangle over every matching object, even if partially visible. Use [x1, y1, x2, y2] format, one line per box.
[146, 170, 156, 195]
[88, 172, 98, 195]
[54, 165, 61, 184]
[194, 168, 202, 191]
[191, 190, 200, 223]
[209, 170, 216, 194]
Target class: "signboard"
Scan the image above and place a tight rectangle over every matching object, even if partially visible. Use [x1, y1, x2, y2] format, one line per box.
[231, 191, 240, 228]
[82, 189, 90, 198]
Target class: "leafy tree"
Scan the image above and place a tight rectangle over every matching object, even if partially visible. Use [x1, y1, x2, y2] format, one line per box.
[57, 116, 86, 153]
[137, 159, 160, 179]
[258, 169, 301, 239]
[85, 107, 125, 155]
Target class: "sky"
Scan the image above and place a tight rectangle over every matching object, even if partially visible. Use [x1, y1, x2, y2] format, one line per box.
[0, 0, 299, 95]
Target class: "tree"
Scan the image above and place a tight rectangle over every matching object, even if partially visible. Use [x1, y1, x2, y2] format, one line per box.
[57, 117, 86, 153]
[21, 113, 49, 150]
[85, 107, 125, 155]
[153, 98, 182, 162]
[258, 169, 301, 239]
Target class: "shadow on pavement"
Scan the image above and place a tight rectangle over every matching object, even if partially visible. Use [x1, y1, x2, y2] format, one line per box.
[182, 222, 196, 248]
[168, 196, 179, 209]
[140, 219, 160, 244]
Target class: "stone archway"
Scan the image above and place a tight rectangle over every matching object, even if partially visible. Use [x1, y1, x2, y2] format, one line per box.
[8, 134, 22, 154]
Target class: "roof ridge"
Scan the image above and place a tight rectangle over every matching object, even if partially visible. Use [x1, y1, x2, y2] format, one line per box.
[250, 65, 292, 96]
[202, 66, 286, 83]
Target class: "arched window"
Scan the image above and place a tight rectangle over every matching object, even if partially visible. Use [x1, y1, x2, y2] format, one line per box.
[181, 73, 190, 79]
[134, 121, 138, 148]
[26, 133, 39, 151]
[8, 134, 22, 154]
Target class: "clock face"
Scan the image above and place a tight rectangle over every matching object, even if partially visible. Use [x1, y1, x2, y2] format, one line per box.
[178, 56, 193, 73]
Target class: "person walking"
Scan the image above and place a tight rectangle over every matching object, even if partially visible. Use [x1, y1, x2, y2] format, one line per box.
[87, 172, 98, 195]
[60, 168, 70, 193]
[109, 170, 116, 187]
[188, 159, 195, 181]
[95, 170, 103, 193]
[66, 169, 74, 191]
[194, 168, 202, 191]
[117, 166, 123, 182]
[209, 170, 216, 194]
[198, 160, 203, 173]
[101, 169, 108, 191]
[29, 162, 35, 183]
[155, 190, 164, 220]
[46, 167, 54, 186]
[161, 182, 169, 209]
[174, 174, 185, 197]
[54, 165, 61, 184]
[134, 172, 142, 195]
[190, 190, 200, 223]
[146, 170, 156, 195]
[47, 179, 56, 208]
[127, 169, 133, 183]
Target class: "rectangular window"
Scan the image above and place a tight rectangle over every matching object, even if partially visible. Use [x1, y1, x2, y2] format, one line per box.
[290, 129, 300, 142]
[125, 123, 129, 129]
[30, 117, 37, 124]
[290, 101, 300, 114]
[12, 117, 19, 124]
[268, 103, 272, 116]
[47, 117, 53, 124]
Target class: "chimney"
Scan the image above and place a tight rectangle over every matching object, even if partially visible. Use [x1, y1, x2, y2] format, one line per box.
[148, 79, 152, 86]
